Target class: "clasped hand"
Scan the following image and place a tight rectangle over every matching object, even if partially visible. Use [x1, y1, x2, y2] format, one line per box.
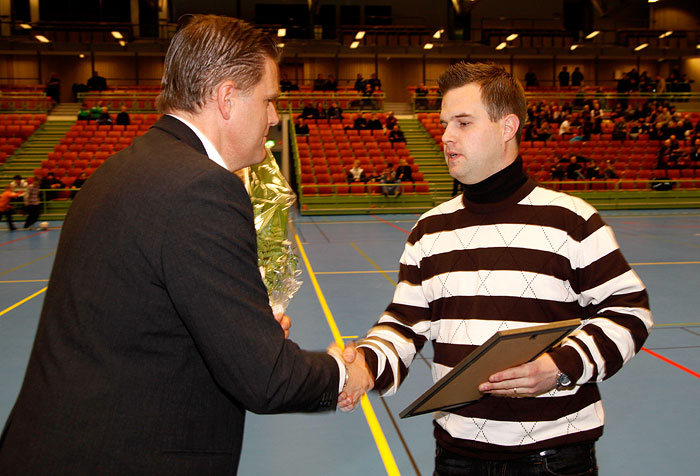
[327, 342, 374, 412]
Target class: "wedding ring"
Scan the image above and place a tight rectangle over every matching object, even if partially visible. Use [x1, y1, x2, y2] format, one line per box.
[513, 387, 518, 396]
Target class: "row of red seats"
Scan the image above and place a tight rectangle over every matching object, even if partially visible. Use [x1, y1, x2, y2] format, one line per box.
[300, 181, 430, 196]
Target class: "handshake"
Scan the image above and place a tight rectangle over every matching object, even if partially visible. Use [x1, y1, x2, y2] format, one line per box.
[327, 342, 374, 412]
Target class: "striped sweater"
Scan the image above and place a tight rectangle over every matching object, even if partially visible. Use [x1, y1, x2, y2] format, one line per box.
[358, 178, 652, 459]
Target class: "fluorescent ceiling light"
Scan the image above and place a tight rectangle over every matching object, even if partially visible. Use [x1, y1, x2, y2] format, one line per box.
[424, 43, 434, 49]
[79, 54, 85, 58]
[355, 31, 365, 40]
[277, 28, 286, 37]
[570, 44, 579, 51]
[277, 42, 285, 48]
[433, 29, 444, 39]
[585, 31, 600, 39]
[35, 35, 49, 43]
[648, 0, 658, 3]
[496, 41, 507, 50]
[658, 31, 673, 39]
[19, 23, 31, 30]
[350, 41, 360, 49]
[506, 33, 519, 41]
[634, 43, 649, 51]
[111, 31, 123, 39]
[118, 40, 126, 47]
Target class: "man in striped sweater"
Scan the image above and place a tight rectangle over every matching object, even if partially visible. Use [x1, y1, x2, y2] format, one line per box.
[337, 63, 652, 475]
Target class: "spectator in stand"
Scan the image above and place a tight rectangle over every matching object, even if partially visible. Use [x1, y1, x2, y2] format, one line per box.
[558, 66, 570, 87]
[395, 157, 413, 183]
[368, 73, 381, 92]
[346, 159, 367, 183]
[354, 73, 365, 92]
[584, 160, 602, 180]
[23, 177, 41, 230]
[536, 121, 553, 141]
[314, 102, 328, 120]
[388, 125, 406, 145]
[361, 82, 376, 109]
[352, 113, 367, 131]
[654, 75, 667, 94]
[294, 117, 309, 135]
[325, 74, 338, 92]
[77, 102, 91, 121]
[86, 71, 108, 92]
[70, 172, 88, 199]
[657, 139, 673, 169]
[301, 102, 317, 120]
[414, 83, 429, 110]
[115, 106, 131, 126]
[384, 111, 398, 131]
[655, 107, 672, 128]
[379, 163, 399, 197]
[367, 113, 382, 131]
[0, 184, 20, 231]
[46, 73, 61, 105]
[279, 73, 298, 92]
[558, 114, 571, 136]
[96, 107, 113, 126]
[571, 67, 584, 87]
[524, 69, 538, 89]
[602, 160, 618, 179]
[565, 155, 585, 180]
[549, 156, 567, 180]
[327, 102, 343, 120]
[612, 118, 628, 141]
[689, 138, 700, 167]
[313, 73, 326, 91]
[40, 172, 63, 202]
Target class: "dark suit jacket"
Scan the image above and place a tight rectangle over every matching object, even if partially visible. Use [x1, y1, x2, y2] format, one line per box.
[0, 115, 339, 475]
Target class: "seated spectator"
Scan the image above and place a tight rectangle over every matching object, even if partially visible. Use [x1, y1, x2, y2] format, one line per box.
[362, 83, 376, 109]
[395, 158, 413, 182]
[313, 73, 326, 91]
[301, 102, 317, 120]
[385, 111, 398, 131]
[549, 156, 567, 180]
[558, 115, 571, 136]
[327, 102, 343, 120]
[346, 160, 367, 183]
[96, 107, 113, 126]
[414, 83, 429, 110]
[689, 138, 700, 168]
[325, 74, 338, 92]
[602, 160, 618, 179]
[115, 106, 131, 126]
[565, 155, 585, 180]
[294, 117, 309, 135]
[536, 121, 553, 141]
[584, 161, 602, 180]
[90, 102, 104, 121]
[40, 172, 63, 201]
[314, 102, 328, 120]
[87, 71, 107, 91]
[379, 164, 399, 197]
[354, 73, 365, 92]
[367, 113, 382, 131]
[612, 118, 628, 141]
[70, 172, 88, 199]
[368, 73, 381, 92]
[388, 125, 406, 145]
[280, 73, 298, 92]
[77, 102, 91, 121]
[352, 113, 367, 131]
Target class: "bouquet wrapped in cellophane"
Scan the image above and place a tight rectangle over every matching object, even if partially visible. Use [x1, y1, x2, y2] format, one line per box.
[247, 148, 302, 315]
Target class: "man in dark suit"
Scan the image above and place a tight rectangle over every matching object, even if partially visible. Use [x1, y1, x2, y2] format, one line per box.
[0, 15, 372, 475]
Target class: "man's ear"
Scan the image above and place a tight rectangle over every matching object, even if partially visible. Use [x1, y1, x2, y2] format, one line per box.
[502, 114, 520, 142]
[216, 81, 238, 120]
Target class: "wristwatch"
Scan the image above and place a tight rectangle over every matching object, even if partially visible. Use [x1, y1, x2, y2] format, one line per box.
[555, 371, 574, 391]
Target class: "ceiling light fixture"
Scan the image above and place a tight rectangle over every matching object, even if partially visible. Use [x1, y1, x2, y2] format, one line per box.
[19, 23, 31, 30]
[570, 44, 579, 51]
[277, 28, 286, 37]
[355, 31, 365, 40]
[424, 43, 434, 49]
[350, 41, 360, 49]
[658, 30, 673, 39]
[433, 29, 444, 39]
[111, 31, 123, 40]
[585, 31, 600, 39]
[634, 43, 649, 51]
[506, 33, 519, 42]
[496, 41, 507, 50]
[35, 35, 49, 43]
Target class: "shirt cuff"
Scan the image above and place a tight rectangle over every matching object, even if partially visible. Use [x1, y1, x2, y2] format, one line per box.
[328, 353, 347, 394]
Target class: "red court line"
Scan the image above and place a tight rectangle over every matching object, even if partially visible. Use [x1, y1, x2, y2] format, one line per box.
[642, 347, 700, 379]
[0, 231, 47, 247]
[371, 215, 410, 234]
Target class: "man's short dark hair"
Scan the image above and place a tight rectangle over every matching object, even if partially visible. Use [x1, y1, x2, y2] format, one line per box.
[438, 62, 527, 144]
[157, 15, 281, 114]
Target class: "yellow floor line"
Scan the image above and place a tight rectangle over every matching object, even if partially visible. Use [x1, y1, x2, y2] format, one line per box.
[0, 279, 49, 284]
[0, 252, 55, 277]
[350, 243, 398, 287]
[315, 270, 400, 275]
[0, 286, 47, 318]
[294, 234, 400, 476]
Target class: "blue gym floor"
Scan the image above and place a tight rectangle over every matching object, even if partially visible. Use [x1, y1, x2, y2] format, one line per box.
[1, 210, 699, 475]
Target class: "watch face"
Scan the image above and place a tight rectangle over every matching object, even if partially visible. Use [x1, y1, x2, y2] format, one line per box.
[558, 372, 572, 387]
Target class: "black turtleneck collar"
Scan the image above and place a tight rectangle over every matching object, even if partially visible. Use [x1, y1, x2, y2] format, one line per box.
[461, 156, 528, 205]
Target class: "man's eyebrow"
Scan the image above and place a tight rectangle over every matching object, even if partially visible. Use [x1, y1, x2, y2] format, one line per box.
[440, 113, 473, 124]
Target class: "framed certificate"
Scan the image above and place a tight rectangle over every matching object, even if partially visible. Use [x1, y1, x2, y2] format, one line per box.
[399, 319, 581, 418]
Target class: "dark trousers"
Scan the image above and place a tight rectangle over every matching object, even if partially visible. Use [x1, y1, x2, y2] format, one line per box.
[1, 208, 16, 230]
[434, 443, 597, 476]
[24, 204, 40, 229]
